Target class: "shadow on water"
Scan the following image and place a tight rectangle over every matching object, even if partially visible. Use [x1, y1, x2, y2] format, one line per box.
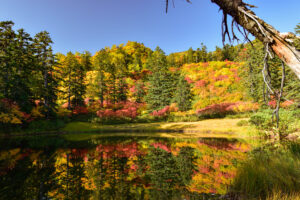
[0, 134, 257, 200]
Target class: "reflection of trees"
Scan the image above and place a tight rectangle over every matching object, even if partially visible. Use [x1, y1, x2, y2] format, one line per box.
[25, 150, 57, 199]
[0, 154, 33, 199]
[84, 151, 106, 200]
[147, 147, 180, 199]
[0, 149, 57, 200]
[134, 154, 147, 200]
[146, 145, 198, 200]
[84, 143, 139, 200]
[53, 150, 90, 200]
[68, 151, 90, 199]
[177, 146, 198, 186]
[0, 136, 250, 199]
[99, 149, 131, 199]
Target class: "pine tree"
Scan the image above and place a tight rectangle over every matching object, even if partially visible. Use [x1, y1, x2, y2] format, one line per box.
[61, 52, 80, 109]
[33, 31, 58, 118]
[186, 47, 194, 63]
[73, 51, 90, 106]
[199, 43, 208, 62]
[222, 44, 236, 61]
[0, 22, 35, 112]
[238, 39, 300, 104]
[173, 76, 193, 111]
[116, 48, 129, 102]
[134, 80, 146, 103]
[238, 40, 265, 102]
[146, 47, 176, 110]
[284, 23, 300, 103]
[93, 49, 109, 106]
[146, 47, 168, 73]
[11, 28, 34, 112]
[0, 21, 16, 99]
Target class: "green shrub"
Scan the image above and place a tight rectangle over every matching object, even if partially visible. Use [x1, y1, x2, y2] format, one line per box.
[237, 119, 249, 126]
[167, 114, 200, 122]
[135, 114, 158, 123]
[288, 142, 300, 157]
[90, 117, 131, 125]
[249, 109, 273, 130]
[249, 108, 300, 135]
[27, 119, 65, 132]
[70, 113, 93, 122]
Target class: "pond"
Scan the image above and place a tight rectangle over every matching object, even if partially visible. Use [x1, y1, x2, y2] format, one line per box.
[0, 134, 257, 200]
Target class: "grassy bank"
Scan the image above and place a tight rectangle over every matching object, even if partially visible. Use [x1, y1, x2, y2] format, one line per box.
[229, 142, 300, 200]
[61, 118, 257, 138]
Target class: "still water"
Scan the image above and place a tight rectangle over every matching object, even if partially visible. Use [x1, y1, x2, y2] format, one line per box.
[0, 134, 254, 200]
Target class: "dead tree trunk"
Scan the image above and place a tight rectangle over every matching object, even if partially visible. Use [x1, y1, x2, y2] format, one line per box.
[210, 0, 300, 80]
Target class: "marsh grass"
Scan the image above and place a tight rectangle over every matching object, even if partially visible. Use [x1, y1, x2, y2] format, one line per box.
[62, 118, 254, 138]
[265, 191, 300, 200]
[229, 142, 300, 200]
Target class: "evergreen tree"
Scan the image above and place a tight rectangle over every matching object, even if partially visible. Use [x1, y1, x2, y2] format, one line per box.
[0, 22, 38, 112]
[186, 47, 194, 63]
[61, 52, 82, 109]
[238, 40, 265, 102]
[33, 31, 58, 118]
[105, 48, 118, 104]
[166, 53, 177, 67]
[173, 76, 193, 111]
[199, 43, 209, 62]
[93, 49, 109, 106]
[238, 39, 300, 104]
[0, 21, 16, 99]
[11, 28, 35, 112]
[134, 80, 146, 103]
[146, 46, 168, 73]
[113, 47, 129, 102]
[146, 71, 175, 110]
[212, 46, 223, 61]
[74, 51, 90, 105]
[146, 47, 176, 110]
[79, 51, 92, 71]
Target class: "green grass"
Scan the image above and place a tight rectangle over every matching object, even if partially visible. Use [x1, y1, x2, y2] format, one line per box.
[265, 191, 300, 200]
[229, 142, 300, 200]
[62, 118, 259, 138]
[249, 108, 300, 137]
[1, 117, 262, 139]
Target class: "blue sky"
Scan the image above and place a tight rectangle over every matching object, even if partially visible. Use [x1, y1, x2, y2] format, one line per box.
[0, 0, 299, 54]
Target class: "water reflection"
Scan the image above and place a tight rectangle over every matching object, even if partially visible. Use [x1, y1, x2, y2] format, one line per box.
[0, 135, 251, 199]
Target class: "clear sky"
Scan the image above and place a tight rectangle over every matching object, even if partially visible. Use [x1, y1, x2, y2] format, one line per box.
[0, 0, 299, 54]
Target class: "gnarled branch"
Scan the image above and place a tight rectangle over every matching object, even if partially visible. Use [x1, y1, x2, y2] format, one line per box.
[166, 0, 300, 80]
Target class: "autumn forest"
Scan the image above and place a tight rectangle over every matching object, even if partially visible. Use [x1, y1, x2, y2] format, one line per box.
[1, 21, 299, 132]
[0, 4, 300, 198]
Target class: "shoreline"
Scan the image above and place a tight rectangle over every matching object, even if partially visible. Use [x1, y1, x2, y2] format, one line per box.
[0, 118, 255, 138]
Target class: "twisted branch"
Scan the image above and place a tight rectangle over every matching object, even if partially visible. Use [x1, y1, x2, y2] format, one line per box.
[273, 61, 285, 128]
[262, 44, 287, 128]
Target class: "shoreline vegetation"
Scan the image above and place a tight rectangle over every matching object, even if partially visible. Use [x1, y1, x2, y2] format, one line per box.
[2, 105, 299, 140]
[1, 118, 251, 137]
[63, 118, 252, 135]
[2, 117, 299, 140]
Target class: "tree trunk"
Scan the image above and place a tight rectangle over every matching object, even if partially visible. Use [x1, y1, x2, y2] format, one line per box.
[211, 0, 300, 80]
[43, 69, 49, 118]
